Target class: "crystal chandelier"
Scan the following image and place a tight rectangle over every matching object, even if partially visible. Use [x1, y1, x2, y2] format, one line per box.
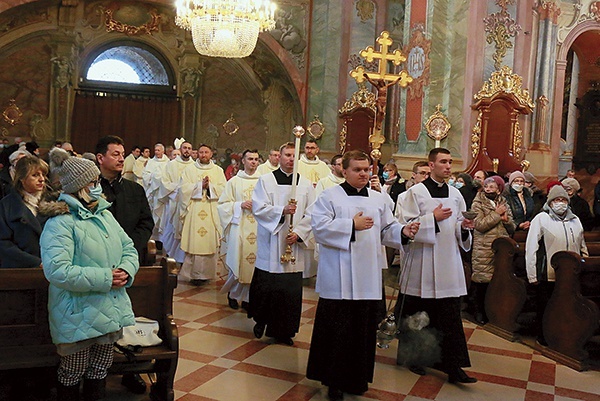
[175, 0, 277, 58]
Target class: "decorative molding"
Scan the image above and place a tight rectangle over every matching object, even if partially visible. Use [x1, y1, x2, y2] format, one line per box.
[534, 94, 549, 146]
[2, 99, 22, 126]
[181, 67, 203, 96]
[474, 65, 535, 110]
[339, 122, 347, 153]
[51, 55, 74, 89]
[355, 0, 375, 22]
[403, 24, 431, 100]
[557, 0, 582, 44]
[471, 111, 482, 158]
[269, 5, 307, 70]
[484, 0, 521, 70]
[29, 114, 52, 141]
[338, 84, 377, 114]
[513, 120, 523, 158]
[537, 0, 562, 23]
[104, 4, 160, 36]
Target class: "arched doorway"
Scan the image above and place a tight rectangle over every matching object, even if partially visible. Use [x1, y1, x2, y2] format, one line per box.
[71, 40, 180, 153]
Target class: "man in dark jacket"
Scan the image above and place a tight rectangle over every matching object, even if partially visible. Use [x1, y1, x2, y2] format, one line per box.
[95, 135, 154, 395]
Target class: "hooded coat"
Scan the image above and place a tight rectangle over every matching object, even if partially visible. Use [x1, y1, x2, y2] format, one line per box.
[40, 194, 139, 344]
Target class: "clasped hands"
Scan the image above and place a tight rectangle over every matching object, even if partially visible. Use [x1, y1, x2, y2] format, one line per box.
[112, 268, 129, 288]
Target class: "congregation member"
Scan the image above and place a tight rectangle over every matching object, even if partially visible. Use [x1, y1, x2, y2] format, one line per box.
[562, 177, 594, 231]
[0, 148, 31, 198]
[143, 143, 169, 240]
[298, 138, 330, 187]
[380, 161, 404, 211]
[306, 150, 420, 400]
[95, 136, 153, 394]
[176, 144, 226, 285]
[256, 148, 280, 175]
[0, 156, 51, 268]
[158, 139, 195, 263]
[504, 171, 535, 231]
[395, 148, 477, 384]
[249, 142, 315, 346]
[315, 154, 345, 196]
[122, 145, 140, 181]
[218, 149, 261, 309]
[472, 170, 487, 193]
[41, 148, 138, 401]
[526, 185, 588, 345]
[524, 172, 546, 215]
[456, 173, 477, 209]
[471, 176, 515, 325]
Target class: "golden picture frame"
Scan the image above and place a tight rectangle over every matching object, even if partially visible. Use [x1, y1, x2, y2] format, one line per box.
[307, 115, 325, 140]
[2, 100, 22, 126]
[223, 114, 239, 136]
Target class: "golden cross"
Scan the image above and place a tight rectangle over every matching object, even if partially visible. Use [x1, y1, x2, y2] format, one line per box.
[350, 31, 413, 88]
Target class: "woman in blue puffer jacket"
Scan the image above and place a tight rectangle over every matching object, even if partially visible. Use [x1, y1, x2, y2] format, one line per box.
[40, 148, 139, 401]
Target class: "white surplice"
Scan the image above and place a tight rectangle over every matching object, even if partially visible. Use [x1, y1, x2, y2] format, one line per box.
[396, 181, 471, 298]
[312, 185, 403, 300]
[252, 170, 315, 274]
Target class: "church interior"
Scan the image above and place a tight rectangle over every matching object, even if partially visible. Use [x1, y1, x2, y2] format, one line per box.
[2, 0, 600, 400]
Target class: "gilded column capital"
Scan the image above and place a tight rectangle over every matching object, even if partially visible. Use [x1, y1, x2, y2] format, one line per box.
[536, 1, 562, 24]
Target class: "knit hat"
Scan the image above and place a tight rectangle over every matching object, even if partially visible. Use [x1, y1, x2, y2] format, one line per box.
[523, 172, 536, 183]
[508, 171, 525, 184]
[546, 180, 563, 194]
[49, 148, 100, 194]
[561, 177, 580, 193]
[546, 185, 569, 204]
[484, 175, 505, 193]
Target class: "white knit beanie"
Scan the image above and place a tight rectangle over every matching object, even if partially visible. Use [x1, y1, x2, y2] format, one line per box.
[49, 148, 100, 194]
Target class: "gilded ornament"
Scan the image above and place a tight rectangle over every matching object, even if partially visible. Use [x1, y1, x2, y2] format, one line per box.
[474, 66, 534, 109]
[104, 5, 160, 36]
[307, 115, 325, 140]
[246, 233, 257, 245]
[197, 227, 208, 237]
[471, 112, 482, 159]
[513, 120, 523, 159]
[198, 210, 208, 220]
[339, 85, 377, 114]
[339, 122, 347, 153]
[223, 114, 239, 136]
[425, 105, 451, 144]
[355, 0, 375, 22]
[246, 253, 257, 265]
[484, 0, 521, 70]
[2, 100, 22, 126]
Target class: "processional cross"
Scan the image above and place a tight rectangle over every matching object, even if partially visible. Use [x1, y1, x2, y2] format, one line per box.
[349, 31, 413, 164]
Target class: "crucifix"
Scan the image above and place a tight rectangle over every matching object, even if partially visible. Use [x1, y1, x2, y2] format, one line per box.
[349, 31, 412, 169]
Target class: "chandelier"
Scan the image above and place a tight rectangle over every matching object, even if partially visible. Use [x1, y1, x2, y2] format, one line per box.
[175, 0, 277, 58]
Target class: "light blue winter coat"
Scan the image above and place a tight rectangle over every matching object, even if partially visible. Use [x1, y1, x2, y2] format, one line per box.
[40, 193, 139, 344]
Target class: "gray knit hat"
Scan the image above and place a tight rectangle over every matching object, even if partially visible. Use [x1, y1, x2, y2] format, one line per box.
[49, 148, 100, 194]
[546, 185, 569, 205]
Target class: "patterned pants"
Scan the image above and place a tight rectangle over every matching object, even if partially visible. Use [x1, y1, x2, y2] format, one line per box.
[57, 343, 114, 386]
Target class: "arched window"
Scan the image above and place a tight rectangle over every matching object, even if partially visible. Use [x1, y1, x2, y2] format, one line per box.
[80, 42, 175, 95]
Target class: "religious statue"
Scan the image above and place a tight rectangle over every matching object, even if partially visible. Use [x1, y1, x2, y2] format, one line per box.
[363, 73, 401, 131]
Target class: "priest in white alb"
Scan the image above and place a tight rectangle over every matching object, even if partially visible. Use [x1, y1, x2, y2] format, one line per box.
[395, 147, 477, 384]
[256, 148, 280, 175]
[142, 143, 170, 240]
[132, 146, 150, 186]
[217, 149, 261, 310]
[176, 144, 226, 285]
[249, 142, 315, 346]
[306, 150, 419, 400]
[315, 154, 345, 196]
[298, 138, 330, 187]
[122, 145, 140, 181]
[157, 139, 195, 263]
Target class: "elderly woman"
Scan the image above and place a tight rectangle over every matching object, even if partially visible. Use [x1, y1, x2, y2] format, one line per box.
[526, 185, 588, 345]
[470, 176, 515, 324]
[0, 156, 51, 268]
[40, 148, 139, 401]
[504, 171, 535, 231]
[562, 177, 594, 231]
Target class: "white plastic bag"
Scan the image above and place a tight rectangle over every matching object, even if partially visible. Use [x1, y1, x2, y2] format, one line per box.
[117, 317, 162, 347]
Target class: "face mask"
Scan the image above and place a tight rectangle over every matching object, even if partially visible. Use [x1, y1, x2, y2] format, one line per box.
[472, 179, 482, 189]
[455, 182, 464, 189]
[448, 179, 455, 187]
[382, 171, 390, 180]
[88, 184, 103, 201]
[512, 183, 523, 193]
[484, 192, 497, 201]
[551, 202, 568, 215]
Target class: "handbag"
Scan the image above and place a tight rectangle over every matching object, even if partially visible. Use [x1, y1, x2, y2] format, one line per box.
[117, 317, 162, 347]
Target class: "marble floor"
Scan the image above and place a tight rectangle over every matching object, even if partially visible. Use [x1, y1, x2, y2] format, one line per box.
[136, 275, 600, 401]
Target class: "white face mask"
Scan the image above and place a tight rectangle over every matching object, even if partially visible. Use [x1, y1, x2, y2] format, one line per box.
[512, 183, 523, 193]
[551, 202, 568, 215]
[455, 182, 464, 189]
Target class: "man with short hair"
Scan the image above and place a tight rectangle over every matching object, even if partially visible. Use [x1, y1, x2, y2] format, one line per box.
[315, 154, 345, 196]
[218, 149, 261, 309]
[256, 148, 280, 175]
[143, 143, 170, 240]
[395, 148, 476, 384]
[394, 161, 430, 218]
[123, 145, 141, 181]
[307, 150, 419, 399]
[298, 139, 330, 187]
[176, 144, 227, 285]
[132, 146, 150, 185]
[158, 141, 196, 263]
[249, 142, 315, 346]
[95, 135, 154, 395]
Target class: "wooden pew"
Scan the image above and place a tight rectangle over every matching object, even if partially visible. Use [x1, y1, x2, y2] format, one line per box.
[542, 251, 600, 371]
[485, 237, 527, 341]
[0, 257, 179, 401]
